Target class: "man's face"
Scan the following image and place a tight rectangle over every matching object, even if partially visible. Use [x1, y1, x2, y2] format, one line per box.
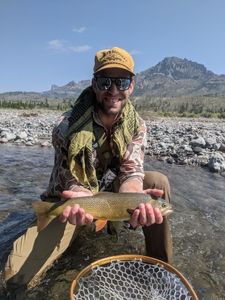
[92, 68, 134, 117]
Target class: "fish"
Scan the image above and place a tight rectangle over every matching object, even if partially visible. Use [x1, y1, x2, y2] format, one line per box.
[32, 192, 173, 232]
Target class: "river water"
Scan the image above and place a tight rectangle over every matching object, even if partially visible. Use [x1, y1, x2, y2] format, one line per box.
[0, 144, 224, 299]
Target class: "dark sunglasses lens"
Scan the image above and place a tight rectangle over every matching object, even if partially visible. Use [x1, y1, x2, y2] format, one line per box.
[116, 78, 131, 90]
[96, 78, 111, 90]
[95, 77, 131, 91]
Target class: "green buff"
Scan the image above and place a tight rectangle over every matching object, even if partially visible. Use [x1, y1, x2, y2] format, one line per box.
[68, 86, 140, 193]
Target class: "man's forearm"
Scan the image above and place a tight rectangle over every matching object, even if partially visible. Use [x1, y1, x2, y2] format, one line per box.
[119, 178, 143, 193]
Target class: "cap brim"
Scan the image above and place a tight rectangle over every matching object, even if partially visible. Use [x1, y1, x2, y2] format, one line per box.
[94, 63, 135, 76]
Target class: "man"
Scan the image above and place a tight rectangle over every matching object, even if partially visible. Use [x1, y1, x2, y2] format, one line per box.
[4, 47, 172, 292]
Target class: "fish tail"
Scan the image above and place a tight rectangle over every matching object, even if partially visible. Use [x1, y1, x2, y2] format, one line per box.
[32, 201, 55, 232]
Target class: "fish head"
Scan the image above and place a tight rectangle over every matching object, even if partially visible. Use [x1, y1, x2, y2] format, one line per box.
[155, 198, 173, 216]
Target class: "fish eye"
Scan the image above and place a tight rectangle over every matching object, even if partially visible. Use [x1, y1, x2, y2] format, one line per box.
[162, 203, 167, 208]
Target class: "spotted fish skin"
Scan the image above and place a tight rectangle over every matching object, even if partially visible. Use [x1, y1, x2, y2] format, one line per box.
[32, 192, 173, 231]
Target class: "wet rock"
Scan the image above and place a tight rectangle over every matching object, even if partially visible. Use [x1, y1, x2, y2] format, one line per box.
[0, 137, 8, 143]
[208, 153, 225, 172]
[41, 141, 52, 147]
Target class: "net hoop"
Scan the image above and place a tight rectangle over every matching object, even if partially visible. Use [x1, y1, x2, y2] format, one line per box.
[70, 254, 199, 300]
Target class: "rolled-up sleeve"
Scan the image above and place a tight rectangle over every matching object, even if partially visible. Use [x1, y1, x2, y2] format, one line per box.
[118, 117, 147, 185]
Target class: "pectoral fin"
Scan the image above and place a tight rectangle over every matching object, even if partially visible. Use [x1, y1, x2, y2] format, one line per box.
[95, 219, 107, 232]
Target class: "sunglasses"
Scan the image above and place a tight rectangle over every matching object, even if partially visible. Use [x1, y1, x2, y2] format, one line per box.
[94, 77, 132, 91]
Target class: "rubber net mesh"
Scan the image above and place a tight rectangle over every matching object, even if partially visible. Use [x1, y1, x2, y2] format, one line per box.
[73, 259, 193, 299]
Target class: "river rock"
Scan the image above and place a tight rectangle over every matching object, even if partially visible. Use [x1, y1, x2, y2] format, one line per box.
[0, 131, 16, 141]
[145, 117, 225, 174]
[16, 131, 28, 140]
[208, 153, 225, 172]
[219, 143, 225, 152]
[190, 137, 206, 148]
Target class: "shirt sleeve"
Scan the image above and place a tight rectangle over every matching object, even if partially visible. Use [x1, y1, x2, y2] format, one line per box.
[41, 111, 83, 200]
[118, 117, 147, 185]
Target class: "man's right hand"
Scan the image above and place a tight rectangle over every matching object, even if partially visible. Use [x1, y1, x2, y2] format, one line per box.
[59, 190, 94, 226]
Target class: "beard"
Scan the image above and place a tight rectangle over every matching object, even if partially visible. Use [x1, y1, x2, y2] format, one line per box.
[96, 98, 127, 116]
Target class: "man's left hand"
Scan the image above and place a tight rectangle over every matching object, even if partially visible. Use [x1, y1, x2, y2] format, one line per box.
[143, 188, 164, 198]
[129, 188, 164, 228]
[129, 203, 163, 228]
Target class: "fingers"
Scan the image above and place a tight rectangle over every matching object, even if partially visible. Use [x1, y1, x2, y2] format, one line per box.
[129, 203, 163, 228]
[139, 203, 148, 225]
[59, 204, 93, 226]
[145, 203, 155, 226]
[153, 207, 163, 224]
[143, 188, 164, 198]
[61, 190, 77, 199]
[61, 190, 93, 199]
[59, 205, 73, 223]
[129, 208, 140, 228]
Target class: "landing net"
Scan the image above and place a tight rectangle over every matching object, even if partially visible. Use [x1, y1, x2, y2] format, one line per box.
[70, 255, 199, 300]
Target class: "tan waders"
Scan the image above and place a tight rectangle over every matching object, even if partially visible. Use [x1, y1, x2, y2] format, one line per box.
[143, 171, 173, 264]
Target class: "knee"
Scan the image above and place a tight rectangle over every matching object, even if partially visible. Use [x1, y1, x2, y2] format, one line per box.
[143, 171, 171, 201]
[144, 171, 169, 188]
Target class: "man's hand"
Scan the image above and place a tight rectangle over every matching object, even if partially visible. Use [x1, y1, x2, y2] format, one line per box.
[59, 189, 94, 226]
[129, 203, 163, 228]
[143, 188, 164, 198]
[61, 189, 93, 199]
[129, 188, 164, 228]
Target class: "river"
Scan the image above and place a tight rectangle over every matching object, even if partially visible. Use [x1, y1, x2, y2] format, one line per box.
[0, 144, 224, 299]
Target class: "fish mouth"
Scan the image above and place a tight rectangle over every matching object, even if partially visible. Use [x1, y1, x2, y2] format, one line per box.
[163, 209, 173, 216]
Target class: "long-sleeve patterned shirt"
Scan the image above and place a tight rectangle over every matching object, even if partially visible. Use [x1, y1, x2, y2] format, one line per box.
[42, 109, 147, 200]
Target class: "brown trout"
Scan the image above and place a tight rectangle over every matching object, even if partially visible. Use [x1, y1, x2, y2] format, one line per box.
[32, 192, 173, 232]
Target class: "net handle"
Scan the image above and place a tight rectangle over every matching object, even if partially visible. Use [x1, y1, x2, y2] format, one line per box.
[70, 254, 199, 300]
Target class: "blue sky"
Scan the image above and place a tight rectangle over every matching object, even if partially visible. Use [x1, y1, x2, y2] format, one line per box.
[1, 0, 225, 92]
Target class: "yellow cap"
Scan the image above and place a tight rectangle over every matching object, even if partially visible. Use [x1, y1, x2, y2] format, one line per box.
[93, 47, 135, 75]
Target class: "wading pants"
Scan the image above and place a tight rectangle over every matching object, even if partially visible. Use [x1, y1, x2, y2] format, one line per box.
[4, 171, 172, 290]
[142, 171, 173, 264]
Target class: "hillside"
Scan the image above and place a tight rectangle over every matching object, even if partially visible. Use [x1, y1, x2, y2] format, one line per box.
[134, 57, 225, 97]
[1, 57, 225, 103]
[41, 57, 225, 98]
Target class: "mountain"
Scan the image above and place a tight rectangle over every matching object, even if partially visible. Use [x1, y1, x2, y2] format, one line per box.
[133, 57, 225, 97]
[1, 57, 225, 100]
[43, 80, 91, 98]
[43, 57, 225, 98]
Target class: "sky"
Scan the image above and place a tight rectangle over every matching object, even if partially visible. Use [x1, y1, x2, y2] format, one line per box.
[1, 0, 225, 93]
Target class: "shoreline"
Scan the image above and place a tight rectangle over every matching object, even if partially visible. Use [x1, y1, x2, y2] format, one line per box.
[0, 109, 225, 174]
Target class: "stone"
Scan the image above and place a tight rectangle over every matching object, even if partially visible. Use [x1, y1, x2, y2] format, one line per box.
[219, 144, 225, 153]
[16, 131, 28, 140]
[1, 132, 16, 141]
[193, 147, 206, 154]
[190, 137, 206, 148]
[208, 153, 225, 172]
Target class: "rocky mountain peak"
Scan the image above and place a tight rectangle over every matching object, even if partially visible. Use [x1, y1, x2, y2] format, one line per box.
[145, 57, 214, 80]
[66, 81, 76, 87]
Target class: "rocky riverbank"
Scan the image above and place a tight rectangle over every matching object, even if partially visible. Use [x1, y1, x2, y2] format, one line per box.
[0, 109, 225, 173]
[145, 118, 225, 173]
